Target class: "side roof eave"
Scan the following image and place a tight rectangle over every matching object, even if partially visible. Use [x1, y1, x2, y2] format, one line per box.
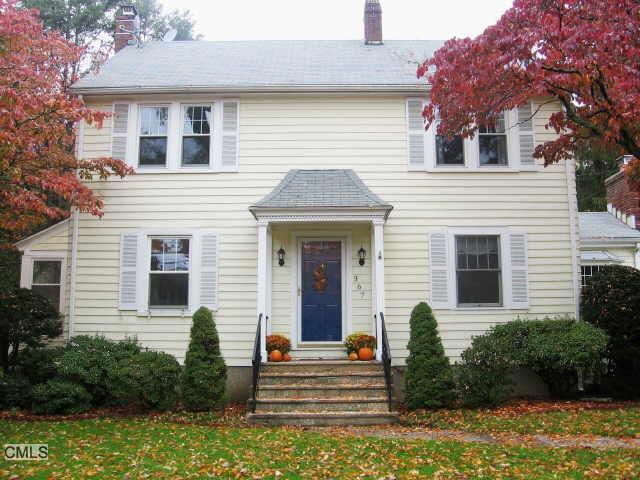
[14, 218, 70, 252]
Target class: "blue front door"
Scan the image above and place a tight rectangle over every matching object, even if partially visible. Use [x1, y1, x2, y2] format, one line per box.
[301, 240, 342, 342]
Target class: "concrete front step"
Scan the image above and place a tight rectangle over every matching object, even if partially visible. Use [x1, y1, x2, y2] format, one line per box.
[247, 411, 399, 426]
[261, 361, 382, 375]
[257, 385, 387, 400]
[258, 372, 386, 387]
[254, 398, 390, 413]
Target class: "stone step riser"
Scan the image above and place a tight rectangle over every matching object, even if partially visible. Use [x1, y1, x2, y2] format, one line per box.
[257, 387, 387, 400]
[261, 364, 382, 375]
[258, 375, 385, 387]
[255, 401, 389, 413]
[247, 413, 399, 427]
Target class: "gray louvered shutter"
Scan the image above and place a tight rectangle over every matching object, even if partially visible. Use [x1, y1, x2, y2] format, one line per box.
[509, 232, 529, 308]
[119, 233, 138, 310]
[407, 98, 426, 169]
[221, 101, 239, 169]
[429, 232, 450, 309]
[517, 103, 536, 168]
[200, 233, 218, 309]
[111, 103, 130, 162]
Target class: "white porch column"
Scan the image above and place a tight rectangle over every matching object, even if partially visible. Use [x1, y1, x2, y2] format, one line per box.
[257, 221, 270, 362]
[372, 219, 385, 361]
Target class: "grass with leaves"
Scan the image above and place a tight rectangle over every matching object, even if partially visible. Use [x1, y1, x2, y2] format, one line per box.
[1, 417, 639, 479]
[402, 400, 640, 438]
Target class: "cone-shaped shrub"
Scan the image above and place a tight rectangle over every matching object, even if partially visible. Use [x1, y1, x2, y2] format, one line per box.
[405, 302, 456, 409]
[181, 307, 227, 411]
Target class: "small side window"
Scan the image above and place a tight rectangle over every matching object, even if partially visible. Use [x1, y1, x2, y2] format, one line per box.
[32, 260, 62, 311]
[139, 106, 169, 167]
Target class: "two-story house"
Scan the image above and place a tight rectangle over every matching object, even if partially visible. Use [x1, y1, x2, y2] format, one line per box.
[16, 2, 580, 423]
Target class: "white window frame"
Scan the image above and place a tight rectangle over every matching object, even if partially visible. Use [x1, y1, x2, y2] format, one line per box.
[20, 252, 67, 313]
[180, 104, 214, 168]
[454, 234, 503, 308]
[580, 263, 606, 288]
[477, 112, 510, 168]
[136, 104, 170, 170]
[407, 98, 524, 172]
[126, 100, 239, 173]
[148, 236, 192, 310]
[430, 227, 523, 310]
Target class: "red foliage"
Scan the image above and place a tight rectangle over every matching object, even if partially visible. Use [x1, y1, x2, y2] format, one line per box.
[0, 1, 133, 239]
[419, 0, 640, 183]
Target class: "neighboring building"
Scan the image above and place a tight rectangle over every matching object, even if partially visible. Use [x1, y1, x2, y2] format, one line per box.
[579, 156, 640, 287]
[16, 2, 581, 406]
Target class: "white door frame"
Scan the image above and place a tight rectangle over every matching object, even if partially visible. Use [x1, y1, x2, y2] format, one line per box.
[290, 232, 352, 349]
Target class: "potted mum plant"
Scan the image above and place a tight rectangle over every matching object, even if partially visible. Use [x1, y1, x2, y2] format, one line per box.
[344, 333, 376, 361]
[266, 334, 291, 362]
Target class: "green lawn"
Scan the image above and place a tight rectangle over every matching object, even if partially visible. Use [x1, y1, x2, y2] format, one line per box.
[402, 403, 640, 438]
[1, 417, 639, 479]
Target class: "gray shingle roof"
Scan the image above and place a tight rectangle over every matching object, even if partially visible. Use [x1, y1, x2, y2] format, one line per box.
[579, 212, 640, 241]
[251, 169, 392, 211]
[72, 40, 443, 93]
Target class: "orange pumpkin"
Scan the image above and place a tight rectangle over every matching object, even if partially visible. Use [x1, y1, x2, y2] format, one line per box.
[269, 349, 283, 362]
[283, 353, 292, 362]
[348, 352, 358, 361]
[358, 347, 374, 361]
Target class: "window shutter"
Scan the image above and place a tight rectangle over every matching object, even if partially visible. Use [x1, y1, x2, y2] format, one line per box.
[407, 98, 426, 169]
[429, 232, 450, 309]
[221, 101, 239, 169]
[119, 233, 138, 310]
[509, 232, 529, 308]
[516, 103, 536, 168]
[200, 233, 218, 309]
[111, 103, 130, 162]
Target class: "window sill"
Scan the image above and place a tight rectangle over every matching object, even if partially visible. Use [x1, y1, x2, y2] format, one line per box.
[450, 306, 529, 311]
[135, 306, 219, 317]
[131, 168, 239, 174]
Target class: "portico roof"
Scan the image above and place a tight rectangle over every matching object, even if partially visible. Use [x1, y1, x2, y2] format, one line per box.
[249, 169, 393, 221]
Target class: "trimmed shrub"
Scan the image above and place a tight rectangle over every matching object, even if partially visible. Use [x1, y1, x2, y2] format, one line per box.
[0, 373, 31, 410]
[110, 351, 180, 411]
[582, 265, 640, 397]
[181, 307, 227, 411]
[0, 288, 62, 372]
[456, 317, 608, 405]
[31, 379, 92, 415]
[15, 347, 64, 386]
[405, 302, 456, 409]
[56, 335, 141, 405]
[266, 334, 291, 354]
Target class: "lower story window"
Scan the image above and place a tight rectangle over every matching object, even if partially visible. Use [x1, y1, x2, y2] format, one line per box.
[32, 259, 62, 311]
[581, 265, 603, 288]
[456, 235, 502, 307]
[149, 237, 190, 308]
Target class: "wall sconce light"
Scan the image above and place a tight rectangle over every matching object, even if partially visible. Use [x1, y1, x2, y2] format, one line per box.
[358, 246, 366, 266]
[277, 247, 286, 266]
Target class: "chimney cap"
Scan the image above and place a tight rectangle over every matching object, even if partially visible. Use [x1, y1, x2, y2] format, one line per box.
[120, 5, 138, 17]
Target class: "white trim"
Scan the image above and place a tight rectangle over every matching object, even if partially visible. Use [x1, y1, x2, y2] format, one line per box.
[372, 222, 385, 361]
[257, 223, 270, 361]
[635, 243, 640, 269]
[291, 233, 352, 348]
[251, 209, 391, 223]
[565, 158, 580, 320]
[21, 253, 67, 313]
[68, 209, 79, 339]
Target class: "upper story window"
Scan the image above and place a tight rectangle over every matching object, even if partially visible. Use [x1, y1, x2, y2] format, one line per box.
[182, 105, 212, 166]
[32, 260, 62, 311]
[478, 113, 508, 166]
[139, 106, 169, 167]
[407, 99, 537, 171]
[110, 100, 239, 173]
[149, 237, 190, 308]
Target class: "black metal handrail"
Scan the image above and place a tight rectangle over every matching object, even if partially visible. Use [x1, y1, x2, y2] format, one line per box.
[379, 312, 393, 412]
[250, 313, 262, 412]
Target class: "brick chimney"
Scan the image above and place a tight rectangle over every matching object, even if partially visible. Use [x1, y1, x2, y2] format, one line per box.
[606, 155, 640, 229]
[364, 0, 383, 45]
[115, 5, 139, 53]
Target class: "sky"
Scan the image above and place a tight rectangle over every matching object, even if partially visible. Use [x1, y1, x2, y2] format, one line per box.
[159, 0, 513, 41]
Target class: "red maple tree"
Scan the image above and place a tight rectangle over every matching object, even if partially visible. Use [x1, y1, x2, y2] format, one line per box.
[0, 0, 133, 240]
[418, 0, 640, 185]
